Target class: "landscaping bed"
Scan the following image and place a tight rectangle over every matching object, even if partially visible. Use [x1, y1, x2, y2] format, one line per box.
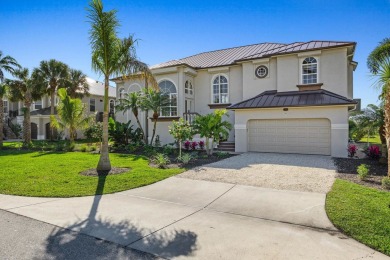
[333, 157, 388, 191]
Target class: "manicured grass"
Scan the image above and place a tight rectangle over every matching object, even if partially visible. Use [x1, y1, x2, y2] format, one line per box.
[358, 135, 381, 144]
[326, 179, 390, 256]
[0, 150, 184, 197]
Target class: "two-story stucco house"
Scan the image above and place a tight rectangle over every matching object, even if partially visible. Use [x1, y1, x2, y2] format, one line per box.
[113, 41, 357, 157]
[3, 77, 116, 140]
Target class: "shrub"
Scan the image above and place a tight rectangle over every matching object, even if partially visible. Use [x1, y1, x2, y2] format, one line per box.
[184, 140, 191, 151]
[66, 142, 75, 152]
[144, 144, 157, 157]
[80, 145, 88, 152]
[90, 145, 97, 152]
[151, 153, 170, 168]
[162, 145, 175, 155]
[178, 153, 192, 164]
[382, 177, 390, 190]
[84, 121, 103, 141]
[365, 145, 381, 160]
[347, 144, 358, 157]
[357, 164, 369, 180]
[55, 142, 65, 152]
[216, 151, 229, 158]
[199, 140, 205, 150]
[191, 141, 198, 150]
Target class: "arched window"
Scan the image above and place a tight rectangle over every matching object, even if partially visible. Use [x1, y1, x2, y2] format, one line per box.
[302, 57, 318, 84]
[212, 75, 228, 104]
[159, 80, 177, 117]
[185, 80, 193, 95]
[109, 100, 115, 114]
[119, 88, 126, 99]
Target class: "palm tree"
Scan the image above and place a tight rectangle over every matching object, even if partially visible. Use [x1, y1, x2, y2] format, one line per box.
[32, 59, 69, 140]
[66, 69, 89, 99]
[51, 89, 91, 142]
[367, 38, 390, 74]
[0, 51, 21, 82]
[115, 91, 145, 139]
[372, 57, 390, 176]
[7, 68, 45, 145]
[0, 51, 21, 148]
[87, 0, 155, 171]
[350, 104, 384, 144]
[139, 88, 170, 145]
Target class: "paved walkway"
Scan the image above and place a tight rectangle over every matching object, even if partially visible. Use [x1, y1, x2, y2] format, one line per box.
[0, 176, 388, 259]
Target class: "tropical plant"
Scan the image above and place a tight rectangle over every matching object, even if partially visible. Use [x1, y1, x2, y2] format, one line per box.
[193, 109, 233, 156]
[178, 153, 192, 164]
[365, 145, 381, 160]
[357, 164, 369, 180]
[151, 153, 170, 168]
[32, 59, 69, 140]
[347, 144, 358, 158]
[66, 69, 89, 98]
[367, 38, 390, 75]
[108, 117, 143, 147]
[116, 91, 145, 138]
[87, 0, 155, 171]
[198, 140, 205, 150]
[6, 68, 45, 145]
[84, 121, 103, 141]
[50, 89, 91, 142]
[139, 88, 170, 145]
[168, 118, 194, 157]
[350, 104, 384, 144]
[0, 51, 21, 148]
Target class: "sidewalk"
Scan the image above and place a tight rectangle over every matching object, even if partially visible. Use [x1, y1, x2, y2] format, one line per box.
[0, 177, 388, 259]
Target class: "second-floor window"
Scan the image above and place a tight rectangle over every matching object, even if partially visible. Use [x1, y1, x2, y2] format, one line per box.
[159, 80, 177, 117]
[89, 98, 96, 112]
[212, 75, 229, 104]
[34, 100, 42, 110]
[302, 57, 318, 84]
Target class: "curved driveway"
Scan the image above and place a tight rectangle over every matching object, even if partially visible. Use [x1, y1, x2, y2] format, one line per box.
[0, 153, 388, 259]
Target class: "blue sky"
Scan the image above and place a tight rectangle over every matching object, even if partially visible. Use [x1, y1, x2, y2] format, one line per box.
[1, 0, 389, 107]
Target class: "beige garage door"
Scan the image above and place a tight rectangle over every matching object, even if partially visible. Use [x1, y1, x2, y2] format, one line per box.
[248, 119, 331, 155]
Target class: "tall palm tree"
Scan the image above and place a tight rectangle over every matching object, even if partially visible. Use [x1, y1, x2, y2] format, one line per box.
[0, 51, 21, 82]
[87, 0, 155, 171]
[66, 69, 89, 99]
[368, 38, 390, 74]
[7, 68, 45, 145]
[139, 88, 170, 145]
[0, 51, 21, 148]
[51, 89, 91, 142]
[32, 59, 69, 140]
[372, 57, 390, 176]
[115, 91, 145, 139]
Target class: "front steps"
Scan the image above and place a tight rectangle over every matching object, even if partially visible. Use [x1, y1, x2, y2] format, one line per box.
[217, 141, 235, 152]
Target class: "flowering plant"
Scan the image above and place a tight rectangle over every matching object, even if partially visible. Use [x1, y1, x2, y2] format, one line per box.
[199, 140, 205, 150]
[347, 144, 358, 158]
[365, 145, 381, 160]
[184, 140, 191, 150]
[191, 141, 198, 150]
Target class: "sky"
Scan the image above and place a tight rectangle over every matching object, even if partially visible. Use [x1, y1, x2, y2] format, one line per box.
[1, 0, 389, 107]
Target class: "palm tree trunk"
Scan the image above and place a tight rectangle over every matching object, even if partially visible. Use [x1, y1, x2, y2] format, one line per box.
[385, 90, 390, 176]
[50, 91, 55, 141]
[23, 104, 31, 145]
[0, 98, 4, 149]
[150, 118, 157, 145]
[97, 77, 111, 171]
[134, 114, 145, 139]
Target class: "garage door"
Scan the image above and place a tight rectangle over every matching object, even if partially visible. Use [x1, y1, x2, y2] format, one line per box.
[248, 119, 330, 155]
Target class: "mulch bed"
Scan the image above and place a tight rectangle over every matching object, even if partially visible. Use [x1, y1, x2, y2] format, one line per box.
[333, 158, 388, 191]
[80, 167, 130, 177]
[150, 153, 237, 169]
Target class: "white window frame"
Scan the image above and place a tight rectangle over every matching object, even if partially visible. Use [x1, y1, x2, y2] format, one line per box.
[300, 56, 319, 85]
[185, 80, 193, 96]
[34, 99, 42, 110]
[89, 98, 96, 112]
[158, 79, 178, 117]
[3, 100, 8, 113]
[211, 74, 229, 104]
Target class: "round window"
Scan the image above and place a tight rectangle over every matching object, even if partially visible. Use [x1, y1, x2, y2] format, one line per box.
[255, 65, 268, 78]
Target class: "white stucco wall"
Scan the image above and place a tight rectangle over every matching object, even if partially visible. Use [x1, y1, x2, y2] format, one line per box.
[233, 106, 349, 157]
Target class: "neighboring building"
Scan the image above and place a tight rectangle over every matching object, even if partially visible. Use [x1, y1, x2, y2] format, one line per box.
[4, 77, 116, 140]
[113, 41, 358, 157]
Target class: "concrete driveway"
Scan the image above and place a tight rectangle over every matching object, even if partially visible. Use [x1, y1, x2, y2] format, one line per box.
[0, 154, 388, 259]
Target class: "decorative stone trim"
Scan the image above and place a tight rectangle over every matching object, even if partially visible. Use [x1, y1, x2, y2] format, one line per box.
[296, 83, 323, 91]
[150, 116, 180, 122]
[208, 103, 231, 109]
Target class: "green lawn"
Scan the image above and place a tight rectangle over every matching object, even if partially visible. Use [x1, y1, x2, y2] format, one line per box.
[358, 135, 381, 144]
[0, 150, 184, 197]
[326, 179, 390, 256]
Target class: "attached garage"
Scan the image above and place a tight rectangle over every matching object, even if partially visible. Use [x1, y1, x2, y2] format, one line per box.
[247, 119, 331, 155]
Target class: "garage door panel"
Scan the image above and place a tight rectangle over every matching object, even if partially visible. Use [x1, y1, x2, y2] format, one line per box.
[248, 119, 330, 155]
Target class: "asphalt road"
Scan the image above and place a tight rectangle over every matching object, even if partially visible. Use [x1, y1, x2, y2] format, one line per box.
[0, 209, 159, 260]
